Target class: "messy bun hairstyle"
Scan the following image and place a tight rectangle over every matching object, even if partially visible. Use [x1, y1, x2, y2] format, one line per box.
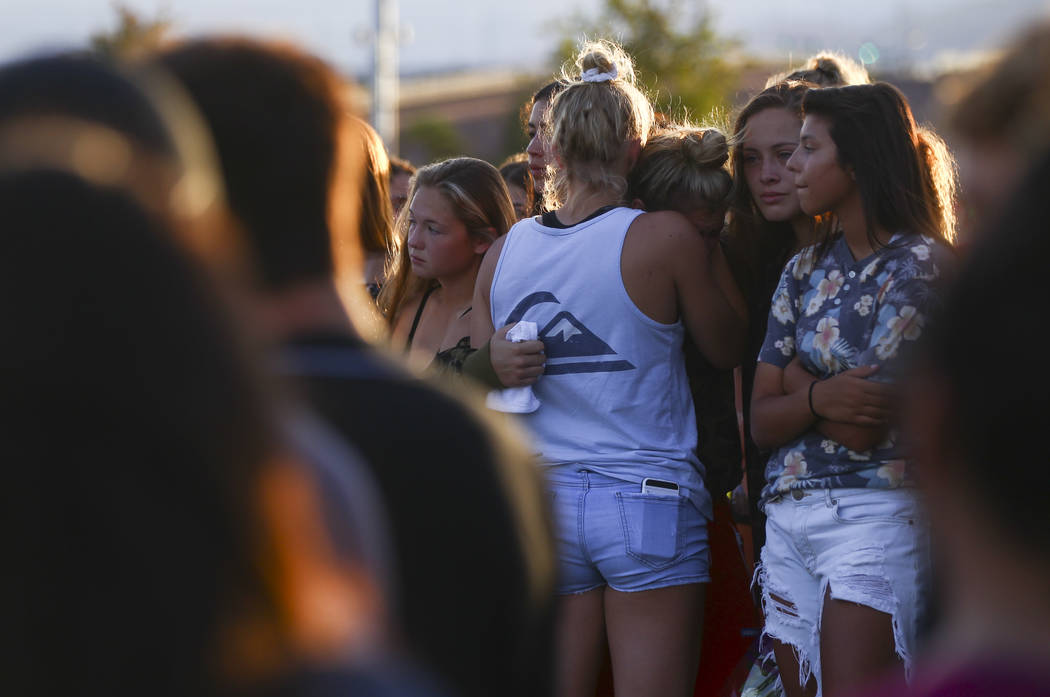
[543, 39, 654, 210]
[766, 51, 870, 89]
[629, 124, 732, 212]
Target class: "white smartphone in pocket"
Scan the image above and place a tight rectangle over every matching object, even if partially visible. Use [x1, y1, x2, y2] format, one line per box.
[641, 477, 680, 497]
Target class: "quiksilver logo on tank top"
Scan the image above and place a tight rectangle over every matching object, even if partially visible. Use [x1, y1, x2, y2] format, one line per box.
[504, 292, 635, 375]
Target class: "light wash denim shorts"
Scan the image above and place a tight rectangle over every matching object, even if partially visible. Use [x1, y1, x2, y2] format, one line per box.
[547, 469, 710, 594]
[757, 487, 931, 697]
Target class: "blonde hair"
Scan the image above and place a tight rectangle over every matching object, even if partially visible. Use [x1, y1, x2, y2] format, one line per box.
[766, 51, 870, 89]
[543, 39, 654, 210]
[629, 124, 731, 211]
[377, 157, 515, 324]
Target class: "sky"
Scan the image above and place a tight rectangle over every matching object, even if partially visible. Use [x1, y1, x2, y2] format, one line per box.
[2, 0, 1048, 78]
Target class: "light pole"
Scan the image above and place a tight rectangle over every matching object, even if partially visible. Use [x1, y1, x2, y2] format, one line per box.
[372, 0, 399, 154]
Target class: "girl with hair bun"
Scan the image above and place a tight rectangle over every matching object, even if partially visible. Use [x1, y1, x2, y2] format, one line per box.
[749, 82, 956, 697]
[473, 40, 745, 697]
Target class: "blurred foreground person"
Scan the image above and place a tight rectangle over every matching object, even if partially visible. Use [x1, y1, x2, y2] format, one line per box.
[155, 38, 555, 697]
[949, 21, 1050, 242]
[858, 152, 1050, 697]
[0, 169, 421, 697]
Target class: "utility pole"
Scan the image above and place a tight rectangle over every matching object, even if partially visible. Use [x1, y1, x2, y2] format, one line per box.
[372, 0, 399, 154]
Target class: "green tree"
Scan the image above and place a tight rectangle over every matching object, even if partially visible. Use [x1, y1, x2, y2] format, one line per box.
[401, 114, 466, 163]
[90, 4, 172, 59]
[554, 0, 739, 124]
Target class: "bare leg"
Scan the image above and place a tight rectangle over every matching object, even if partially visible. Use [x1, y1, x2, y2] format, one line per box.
[603, 583, 705, 697]
[819, 586, 901, 697]
[772, 637, 817, 697]
[555, 587, 606, 697]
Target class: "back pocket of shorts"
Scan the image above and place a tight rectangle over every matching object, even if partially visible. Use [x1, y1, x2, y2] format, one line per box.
[616, 492, 683, 569]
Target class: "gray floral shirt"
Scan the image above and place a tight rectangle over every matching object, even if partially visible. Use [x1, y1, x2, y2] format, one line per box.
[757, 232, 954, 506]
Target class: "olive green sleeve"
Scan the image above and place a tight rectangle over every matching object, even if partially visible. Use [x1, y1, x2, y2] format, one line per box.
[461, 339, 504, 390]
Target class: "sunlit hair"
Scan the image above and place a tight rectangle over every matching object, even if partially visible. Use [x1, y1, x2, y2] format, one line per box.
[388, 154, 416, 178]
[949, 22, 1050, 154]
[629, 124, 731, 212]
[349, 116, 394, 256]
[802, 82, 957, 256]
[377, 157, 515, 324]
[498, 153, 534, 217]
[543, 39, 654, 210]
[766, 51, 870, 89]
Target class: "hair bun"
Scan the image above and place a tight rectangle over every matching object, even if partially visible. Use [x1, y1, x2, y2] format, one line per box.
[683, 128, 729, 168]
[574, 39, 635, 85]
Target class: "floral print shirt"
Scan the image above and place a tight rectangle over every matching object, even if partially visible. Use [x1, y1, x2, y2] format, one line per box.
[757, 232, 954, 505]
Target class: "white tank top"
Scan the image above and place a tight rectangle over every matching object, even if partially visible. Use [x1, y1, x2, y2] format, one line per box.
[490, 207, 711, 517]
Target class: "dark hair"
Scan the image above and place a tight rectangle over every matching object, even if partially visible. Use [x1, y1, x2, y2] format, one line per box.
[918, 150, 1050, 558]
[498, 153, 534, 216]
[155, 38, 354, 290]
[802, 82, 956, 257]
[518, 81, 563, 136]
[0, 53, 175, 155]
[389, 155, 416, 177]
[0, 170, 275, 696]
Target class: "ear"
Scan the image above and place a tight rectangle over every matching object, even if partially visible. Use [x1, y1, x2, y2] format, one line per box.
[473, 228, 495, 255]
[629, 197, 646, 211]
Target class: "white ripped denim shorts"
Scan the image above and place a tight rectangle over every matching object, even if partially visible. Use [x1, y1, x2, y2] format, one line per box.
[757, 487, 931, 697]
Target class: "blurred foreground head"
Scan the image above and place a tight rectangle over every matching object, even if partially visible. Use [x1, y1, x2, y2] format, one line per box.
[912, 148, 1050, 563]
[0, 170, 275, 696]
[949, 22, 1050, 237]
[0, 53, 388, 696]
[154, 38, 364, 293]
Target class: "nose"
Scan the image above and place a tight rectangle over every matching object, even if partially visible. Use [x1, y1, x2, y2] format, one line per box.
[760, 157, 779, 184]
[407, 222, 424, 249]
[527, 134, 543, 157]
[786, 149, 801, 174]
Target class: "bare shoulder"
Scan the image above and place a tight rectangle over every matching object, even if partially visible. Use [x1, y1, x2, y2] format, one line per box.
[625, 210, 707, 260]
[392, 293, 423, 344]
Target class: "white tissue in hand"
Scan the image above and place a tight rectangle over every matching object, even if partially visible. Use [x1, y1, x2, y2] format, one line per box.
[485, 321, 541, 413]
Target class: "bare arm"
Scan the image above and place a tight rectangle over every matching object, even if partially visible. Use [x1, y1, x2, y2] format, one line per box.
[782, 357, 892, 452]
[627, 212, 745, 369]
[469, 235, 504, 348]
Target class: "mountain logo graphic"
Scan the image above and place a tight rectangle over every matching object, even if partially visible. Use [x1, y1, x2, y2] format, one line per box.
[504, 291, 635, 375]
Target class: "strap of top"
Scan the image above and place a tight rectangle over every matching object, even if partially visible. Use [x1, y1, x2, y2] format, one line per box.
[406, 285, 438, 348]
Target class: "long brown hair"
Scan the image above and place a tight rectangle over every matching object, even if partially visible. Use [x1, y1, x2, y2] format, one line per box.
[802, 82, 957, 258]
[377, 157, 515, 324]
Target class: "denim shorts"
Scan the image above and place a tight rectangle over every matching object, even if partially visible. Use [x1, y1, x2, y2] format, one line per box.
[757, 487, 931, 696]
[547, 469, 710, 594]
